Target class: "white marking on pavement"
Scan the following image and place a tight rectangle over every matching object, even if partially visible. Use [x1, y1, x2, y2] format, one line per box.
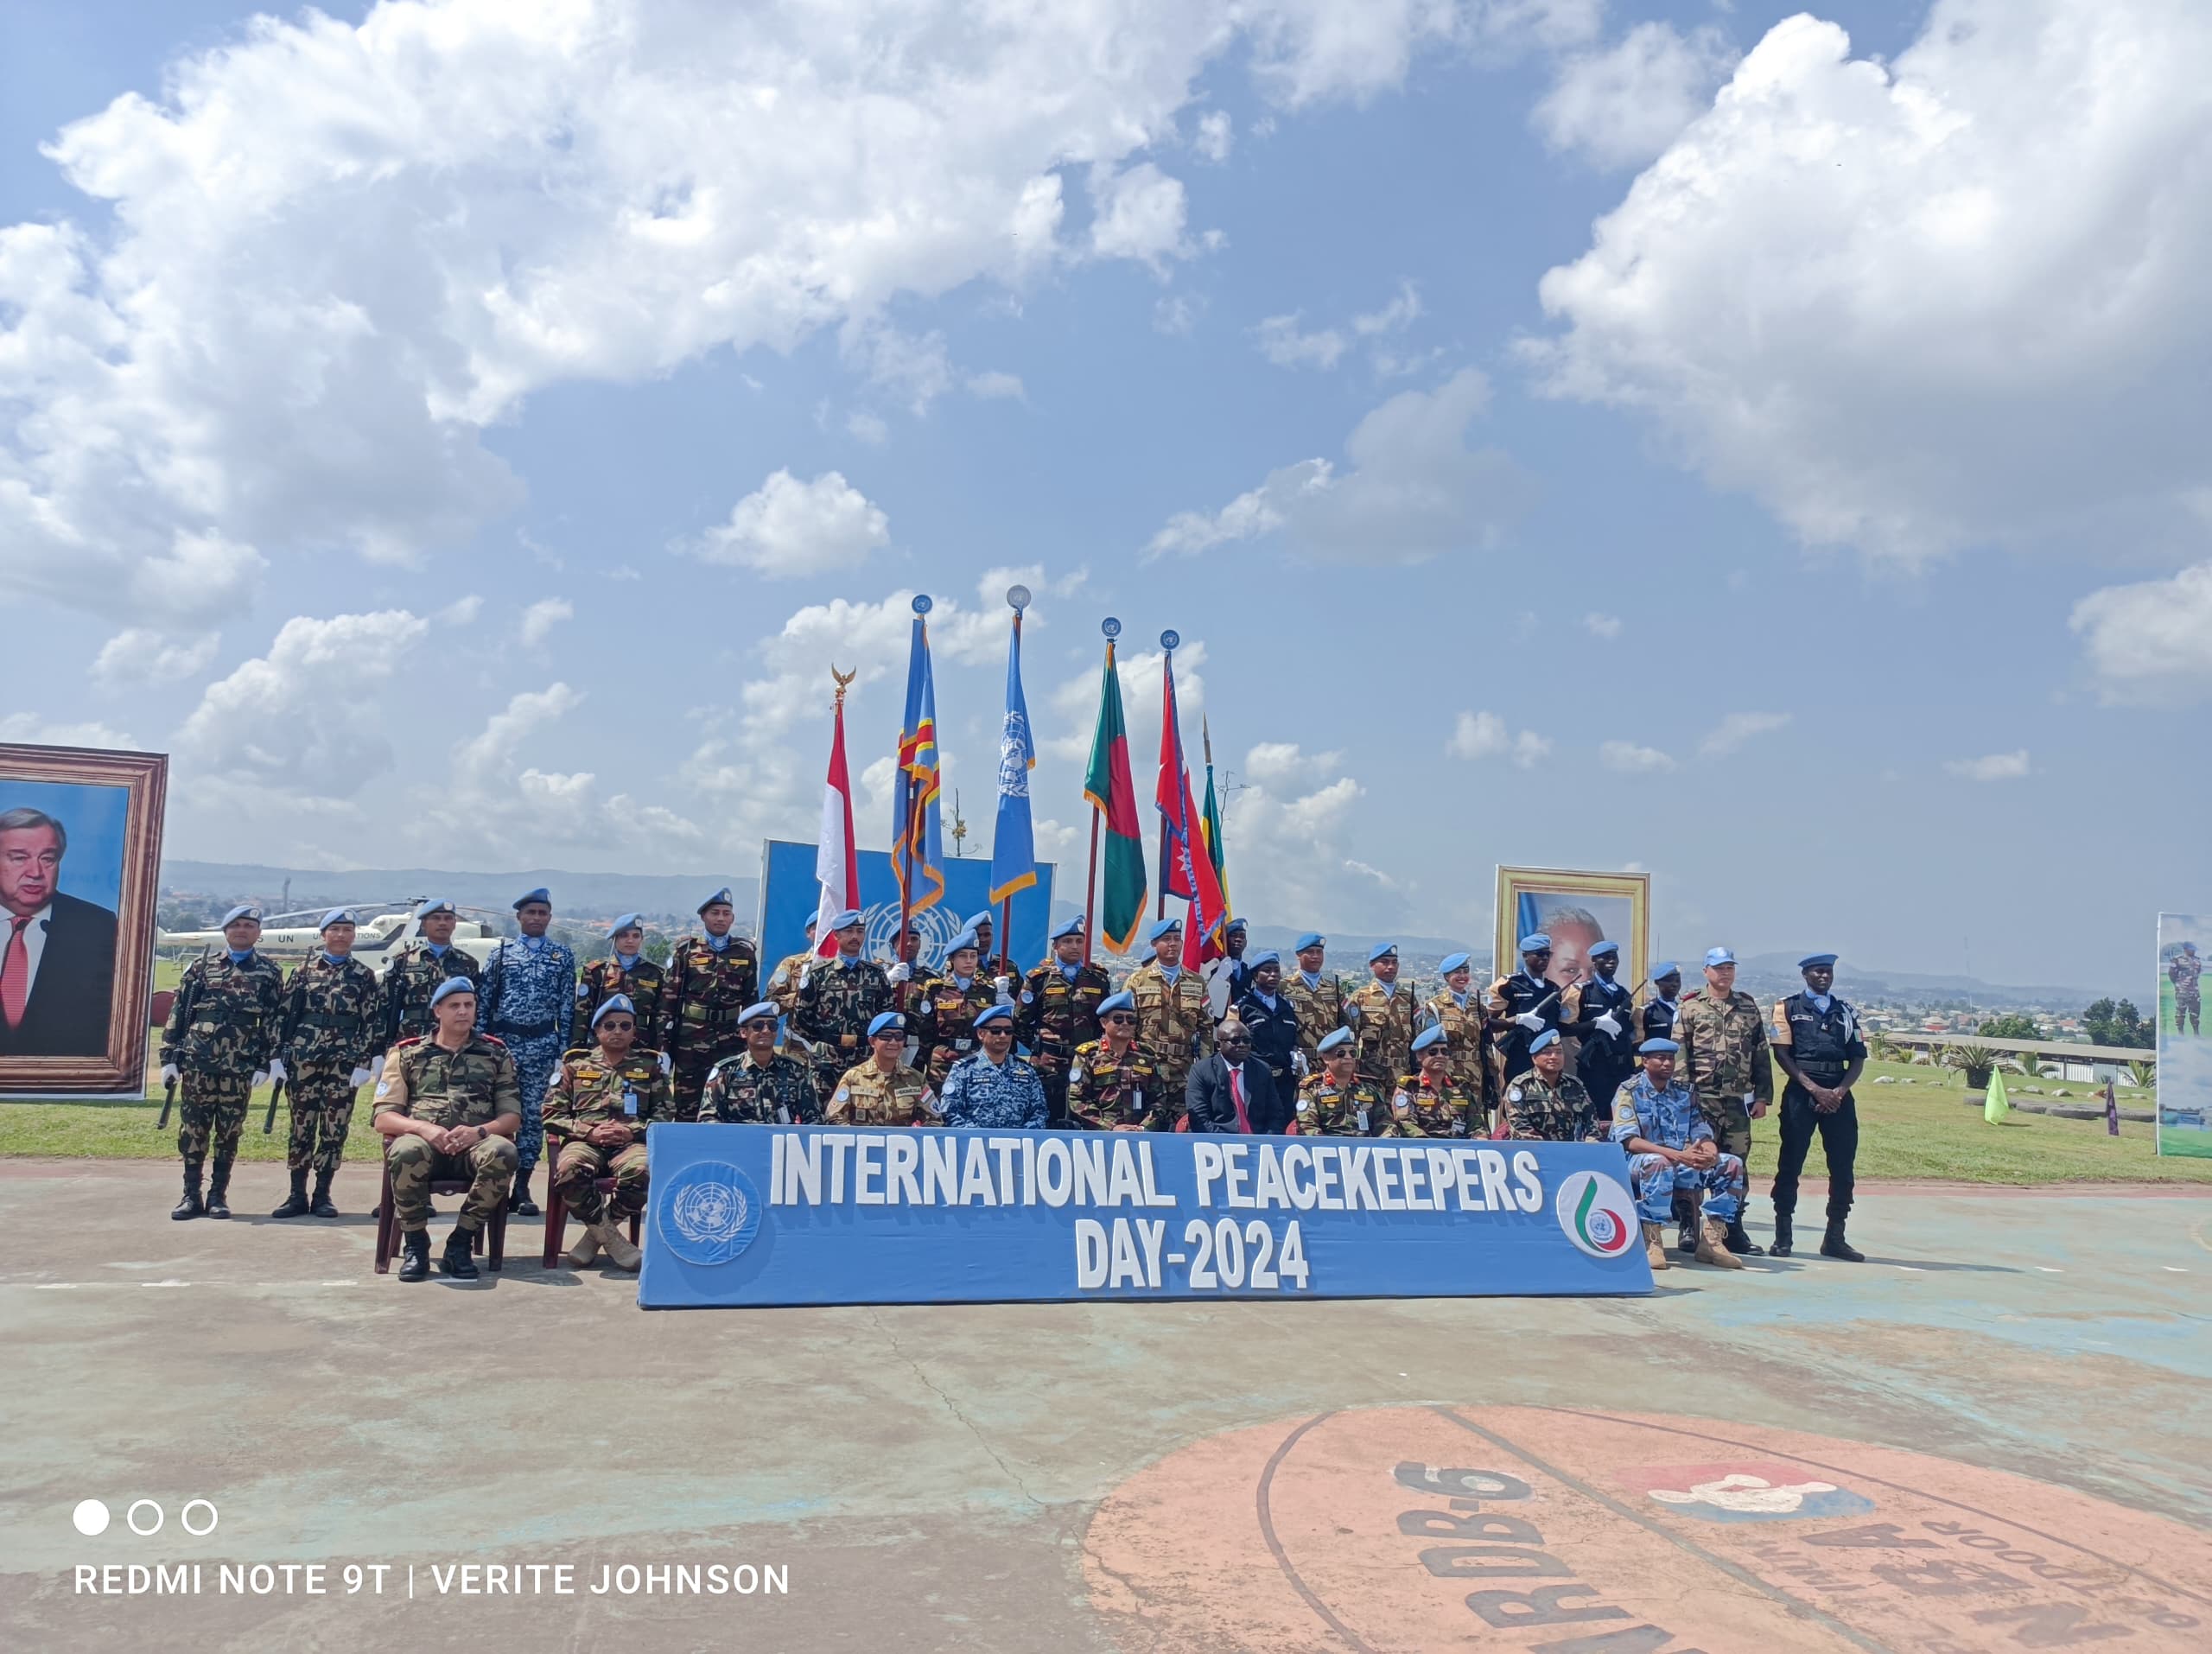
[2164, 1266, 2189, 1273]
[2035, 1266, 2064, 1273]
[34, 1282, 79, 1289]
[141, 1280, 189, 1288]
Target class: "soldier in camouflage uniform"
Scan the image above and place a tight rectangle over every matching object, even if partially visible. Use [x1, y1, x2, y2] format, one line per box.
[1345, 942, 1417, 1091]
[795, 908, 894, 1106]
[1671, 947, 1772, 1256]
[2171, 941, 2202, 1036]
[377, 897, 482, 1048]
[912, 930, 1001, 1089]
[474, 887, 575, 1217]
[827, 1010, 940, 1125]
[1066, 992, 1172, 1131]
[1389, 1024, 1478, 1137]
[161, 905, 286, 1219]
[570, 913, 667, 1050]
[1500, 1030, 1600, 1142]
[658, 887, 760, 1123]
[701, 1002, 822, 1125]
[1126, 918, 1211, 1102]
[1421, 951, 1494, 1126]
[1015, 915, 1109, 1127]
[1293, 1026, 1386, 1136]
[882, 919, 934, 1002]
[764, 918, 817, 1053]
[372, 976, 520, 1282]
[270, 908, 384, 1218]
[543, 994, 665, 1270]
[1281, 932, 1348, 1066]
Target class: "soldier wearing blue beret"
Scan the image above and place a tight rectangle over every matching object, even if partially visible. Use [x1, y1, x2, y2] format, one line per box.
[269, 905, 384, 1220]
[660, 887, 762, 1124]
[1281, 932, 1348, 1071]
[1345, 943, 1416, 1091]
[474, 887, 575, 1217]
[378, 896, 483, 1054]
[796, 908, 893, 1109]
[1768, 953, 1868, 1261]
[1016, 914, 1110, 1125]
[1485, 932, 1564, 1092]
[1671, 946, 1772, 1256]
[160, 902, 284, 1221]
[1126, 918, 1211, 1102]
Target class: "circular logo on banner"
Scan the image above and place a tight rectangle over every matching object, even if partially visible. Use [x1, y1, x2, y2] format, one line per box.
[656, 1161, 763, 1267]
[1554, 1169, 1637, 1259]
[866, 900, 963, 970]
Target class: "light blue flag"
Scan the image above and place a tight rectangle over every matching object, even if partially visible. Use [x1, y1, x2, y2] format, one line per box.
[988, 614, 1037, 907]
[893, 601, 945, 914]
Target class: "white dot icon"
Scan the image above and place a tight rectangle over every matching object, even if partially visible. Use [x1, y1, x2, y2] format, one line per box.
[73, 1499, 111, 1536]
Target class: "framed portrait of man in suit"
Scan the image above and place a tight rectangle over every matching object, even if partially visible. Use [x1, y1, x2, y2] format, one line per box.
[0, 743, 168, 1097]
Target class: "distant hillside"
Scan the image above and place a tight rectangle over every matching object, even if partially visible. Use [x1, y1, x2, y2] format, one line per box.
[1732, 952, 2113, 1007]
[162, 861, 761, 928]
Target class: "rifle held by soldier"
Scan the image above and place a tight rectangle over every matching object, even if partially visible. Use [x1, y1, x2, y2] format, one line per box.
[262, 1072, 287, 1134]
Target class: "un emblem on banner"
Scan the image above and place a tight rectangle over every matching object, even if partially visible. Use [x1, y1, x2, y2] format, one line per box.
[656, 1161, 764, 1267]
[864, 900, 962, 968]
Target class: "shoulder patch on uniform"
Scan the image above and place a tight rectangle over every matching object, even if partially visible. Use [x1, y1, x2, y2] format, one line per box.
[1507, 1085, 1522, 1102]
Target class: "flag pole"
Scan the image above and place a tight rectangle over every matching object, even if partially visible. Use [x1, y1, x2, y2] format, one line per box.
[893, 594, 931, 1010]
[996, 590, 1026, 978]
[1083, 624, 1114, 968]
[1156, 631, 1174, 920]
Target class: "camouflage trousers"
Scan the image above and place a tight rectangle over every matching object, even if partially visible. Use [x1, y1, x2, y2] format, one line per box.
[508, 1035, 563, 1174]
[667, 1040, 741, 1123]
[1629, 1151, 1745, 1225]
[1695, 1093, 1756, 1168]
[177, 1074, 250, 1172]
[285, 1069, 359, 1175]
[385, 1134, 518, 1233]
[553, 1140, 649, 1223]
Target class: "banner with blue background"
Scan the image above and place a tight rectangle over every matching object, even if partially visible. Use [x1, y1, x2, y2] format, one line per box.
[759, 838, 1055, 973]
[639, 1124, 1654, 1307]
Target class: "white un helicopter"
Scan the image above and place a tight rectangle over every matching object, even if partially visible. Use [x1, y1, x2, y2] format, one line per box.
[156, 902, 505, 974]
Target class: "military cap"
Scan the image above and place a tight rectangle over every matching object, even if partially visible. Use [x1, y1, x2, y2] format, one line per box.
[1368, 941, 1397, 964]
[1294, 932, 1325, 951]
[1439, 951, 1471, 976]
[429, 976, 475, 1008]
[737, 1001, 779, 1027]
[1704, 946, 1735, 967]
[1247, 949, 1280, 970]
[1588, 939, 1619, 959]
[1529, 1028, 1561, 1053]
[1518, 932, 1551, 952]
[1098, 990, 1136, 1017]
[867, 1011, 906, 1039]
[1317, 1026, 1354, 1054]
[222, 904, 262, 926]
[414, 897, 455, 919]
[973, 1002, 1016, 1030]
[697, 887, 734, 913]
[606, 912, 644, 939]
[1411, 1024, 1447, 1054]
[1225, 917, 1248, 935]
[2185, 941, 2200, 955]
[1147, 918, 1181, 943]
[513, 887, 551, 909]
[1051, 914, 1085, 940]
[1638, 1036, 1681, 1055]
[1798, 952, 1838, 970]
[317, 907, 355, 932]
[829, 908, 864, 931]
[966, 909, 995, 931]
[946, 928, 982, 956]
[1650, 960, 1681, 980]
[591, 993, 637, 1028]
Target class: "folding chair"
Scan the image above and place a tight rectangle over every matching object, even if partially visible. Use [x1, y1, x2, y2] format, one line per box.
[543, 1166, 643, 1268]
[372, 1155, 507, 1274]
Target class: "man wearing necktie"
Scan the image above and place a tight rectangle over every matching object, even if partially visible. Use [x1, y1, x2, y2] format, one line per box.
[1185, 1018, 1286, 1134]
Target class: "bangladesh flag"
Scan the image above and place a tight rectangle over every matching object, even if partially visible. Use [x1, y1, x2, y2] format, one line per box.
[1083, 641, 1147, 953]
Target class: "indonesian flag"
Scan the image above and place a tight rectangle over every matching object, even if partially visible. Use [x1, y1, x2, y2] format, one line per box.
[814, 690, 860, 957]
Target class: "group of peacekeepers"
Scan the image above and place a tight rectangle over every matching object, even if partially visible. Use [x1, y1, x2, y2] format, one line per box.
[156, 888, 1868, 1280]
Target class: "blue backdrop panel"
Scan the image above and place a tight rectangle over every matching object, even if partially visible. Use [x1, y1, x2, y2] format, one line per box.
[759, 839, 1054, 972]
[639, 1125, 1653, 1307]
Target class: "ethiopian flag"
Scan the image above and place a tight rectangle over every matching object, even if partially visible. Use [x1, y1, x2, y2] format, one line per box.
[1083, 638, 1147, 953]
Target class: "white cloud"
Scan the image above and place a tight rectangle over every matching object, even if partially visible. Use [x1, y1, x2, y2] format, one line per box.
[1088, 162, 1192, 268]
[437, 596, 483, 627]
[1147, 368, 1530, 561]
[966, 371, 1027, 401]
[1600, 739, 1675, 773]
[1534, 22, 1738, 169]
[1581, 611, 1622, 639]
[2069, 562, 2212, 703]
[1448, 709, 1549, 767]
[518, 597, 573, 647]
[680, 470, 891, 578]
[1044, 639, 1208, 766]
[1254, 314, 1348, 370]
[1527, 2, 2212, 563]
[91, 628, 218, 690]
[1194, 110, 1234, 161]
[1243, 741, 1344, 786]
[1351, 280, 1422, 336]
[846, 326, 955, 417]
[0, 712, 139, 750]
[1946, 749, 2031, 781]
[1697, 710, 1791, 758]
[1154, 294, 1202, 335]
[845, 410, 890, 445]
[1247, 0, 1601, 108]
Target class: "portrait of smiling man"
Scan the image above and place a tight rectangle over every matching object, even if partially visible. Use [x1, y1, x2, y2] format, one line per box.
[0, 805, 119, 1059]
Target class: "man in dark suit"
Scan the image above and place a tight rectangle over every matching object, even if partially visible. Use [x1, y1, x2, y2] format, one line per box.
[1184, 1017, 1287, 1135]
[0, 806, 118, 1058]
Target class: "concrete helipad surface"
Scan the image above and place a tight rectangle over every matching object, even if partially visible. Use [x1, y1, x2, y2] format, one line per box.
[2, 1160, 2208, 1652]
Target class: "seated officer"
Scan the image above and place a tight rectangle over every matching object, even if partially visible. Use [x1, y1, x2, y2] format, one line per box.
[1502, 1029, 1599, 1141]
[372, 976, 520, 1282]
[938, 1003, 1048, 1129]
[1389, 1023, 1478, 1137]
[827, 1011, 939, 1126]
[1066, 991, 1171, 1131]
[543, 995, 664, 1271]
[1294, 1026, 1384, 1136]
[702, 1001, 821, 1124]
[1611, 1037, 1747, 1273]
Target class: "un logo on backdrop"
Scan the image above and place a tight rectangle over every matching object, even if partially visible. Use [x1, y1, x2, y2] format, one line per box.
[864, 900, 962, 969]
[656, 1161, 764, 1267]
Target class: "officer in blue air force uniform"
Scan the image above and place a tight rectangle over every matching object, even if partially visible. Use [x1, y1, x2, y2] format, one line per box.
[474, 887, 575, 1218]
[1611, 1037, 1747, 1275]
[1769, 953, 1869, 1263]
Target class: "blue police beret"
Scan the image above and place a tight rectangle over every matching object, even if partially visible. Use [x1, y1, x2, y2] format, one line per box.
[1412, 1024, 1447, 1053]
[1317, 1026, 1354, 1053]
[1799, 952, 1838, 970]
[414, 897, 454, 919]
[966, 909, 995, 930]
[697, 887, 734, 913]
[974, 1003, 1016, 1029]
[513, 887, 551, 909]
[1051, 915, 1085, 940]
[1247, 950, 1280, 970]
[1098, 990, 1136, 1016]
[429, 976, 475, 1008]
[1147, 918, 1181, 943]
[606, 913, 644, 939]
[737, 1001, 779, 1026]
[222, 904, 262, 926]
[1638, 1037, 1681, 1055]
[1705, 946, 1735, 967]
[1518, 932, 1551, 952]
[829, 908, 863, 931]
[1529, 1028, 1560, 1053]
[1369, 941, 1397, 964]
[591, 993, 636, 1027]
[1294, 932, 1325, 951]
[868, 1011, 906, 1039]
[1650, 960, 1681, 979]
[1588, 939, 1619, 959]
[1225, 917, 1248, 934]
[317, 907, 355, 932]
[946, 928, 982, 955]
[1439, 951, 1471, 975]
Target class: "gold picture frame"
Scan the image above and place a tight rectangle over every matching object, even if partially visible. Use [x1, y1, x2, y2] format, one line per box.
[1493, 865, 1651, 993]
[0, 743, 168, 1097]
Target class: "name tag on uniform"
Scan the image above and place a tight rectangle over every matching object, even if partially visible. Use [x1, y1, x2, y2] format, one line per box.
[954, 1038, 973, 1051]
[623, 1091, 639, 1116]
[1356, 1107, 1370, 1131]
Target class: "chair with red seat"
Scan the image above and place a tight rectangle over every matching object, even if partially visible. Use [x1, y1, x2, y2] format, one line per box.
[372, 1155, 506, 1274]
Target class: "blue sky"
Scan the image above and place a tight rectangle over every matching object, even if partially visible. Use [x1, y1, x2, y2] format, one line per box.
[3, 0, 2207, 989]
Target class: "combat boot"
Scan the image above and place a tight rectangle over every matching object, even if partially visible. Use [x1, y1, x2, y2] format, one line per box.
[1723, 1218, 1764, 1256]
[440, 1224, 481, 1280]
[205, 1159, 234, 1220]
[507, 1168, 541, 1218]
[172, 1168, 205, 1221]
[308, 1168, 340, 1218]
[1696, 1217, 1746, 1269]
[594, 1218, 641, 1271]
[1640, 1222, 1669, 1271]
[397, 1230, 431, 1282]
[1673, 1193, 1697, 1254]
[562, 1223, 602, 1268]
[1770, 1209, 1795, 1257]
[1820, 1224, 1865, 1263]
[270, 1168, 311, 1218]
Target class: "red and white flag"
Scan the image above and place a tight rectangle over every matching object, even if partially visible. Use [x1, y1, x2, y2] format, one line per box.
[814, 690, 861, 957]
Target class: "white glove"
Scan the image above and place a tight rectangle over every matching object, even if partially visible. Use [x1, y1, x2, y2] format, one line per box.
[1515, 1012, 1544, 1034]
[349, 1066, 373, 1088]
[160, 1063, 180, 1086]
[658, 1051, 673, 1076]
[994, 975, 1014, 1005]
[1594, 1013, 1622, 1038]
[1292, 1050, 1309, 1078]
[251, 1070, 270, 1090]
[268, 1059, 287, 1084]
[371, 1055, 385, 1080]
[887, 963, 912, 985]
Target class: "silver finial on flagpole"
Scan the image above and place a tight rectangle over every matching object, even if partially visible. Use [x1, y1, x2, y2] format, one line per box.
[1006, 584, 1032, 612]
[912, 594, 932, 615]
[1160, 628, 1179, 651]
[1101, 616, 1122, 639]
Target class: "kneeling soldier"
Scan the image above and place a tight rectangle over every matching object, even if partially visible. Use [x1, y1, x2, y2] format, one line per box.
[1502, 1029, 1599, 1142]
[702, 1002, 822, 1124]
[1389, 1023, 1478, 1137]
[1067, 991, 1171, 1131]
[1611, 1037, 1746, 1273]
[827, 1011, 939, 1126]
[1294, 1026, 1385, 1136]
[372, 976, 520, 1282]
[543, 995, 664, 1271]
